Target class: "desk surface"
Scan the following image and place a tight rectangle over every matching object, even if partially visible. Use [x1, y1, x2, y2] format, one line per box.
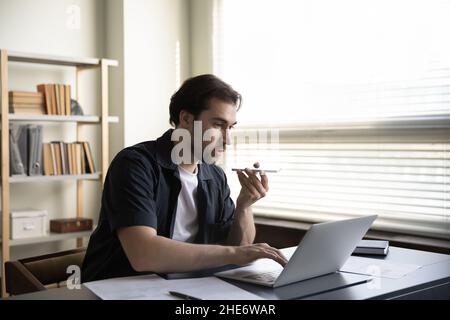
[7, 246, 450, 300]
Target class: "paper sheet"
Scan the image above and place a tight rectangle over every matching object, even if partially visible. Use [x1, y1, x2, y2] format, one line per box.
[84, 274, 262, 300]
[340, 256, 421, 279]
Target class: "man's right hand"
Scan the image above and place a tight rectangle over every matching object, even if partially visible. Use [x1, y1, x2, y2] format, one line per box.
[231, 243, 288, 267]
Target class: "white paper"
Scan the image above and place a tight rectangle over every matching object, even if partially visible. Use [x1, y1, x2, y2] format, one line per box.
[84, 274, 262, 300]
[340, 256, 421, 279]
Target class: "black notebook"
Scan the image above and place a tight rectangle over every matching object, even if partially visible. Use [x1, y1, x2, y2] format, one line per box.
[353, 240, 389, 256]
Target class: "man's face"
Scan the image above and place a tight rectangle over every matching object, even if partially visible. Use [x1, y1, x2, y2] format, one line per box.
[195, 97, 237, 160]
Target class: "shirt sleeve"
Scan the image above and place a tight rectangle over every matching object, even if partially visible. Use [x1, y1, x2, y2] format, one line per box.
[102, 150, 158, 233]
[212, 169, 236, 243]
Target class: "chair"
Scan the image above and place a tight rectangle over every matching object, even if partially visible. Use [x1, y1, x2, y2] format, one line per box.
[5, 248, 85, 295]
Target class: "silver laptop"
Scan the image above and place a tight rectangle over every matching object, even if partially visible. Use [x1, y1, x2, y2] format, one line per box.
[216, 215, 377, 288]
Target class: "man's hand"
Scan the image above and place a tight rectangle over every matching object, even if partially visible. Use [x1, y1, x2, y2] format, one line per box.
[231, 243, 288, 267]
[236, 162, 269, 209]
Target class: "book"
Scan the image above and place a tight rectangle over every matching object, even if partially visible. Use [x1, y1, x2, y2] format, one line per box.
[353, 240, 389, 256]
[9, 96, 44, 104]
[65, 85, 71, 115]
[54, 84, 61, 115]
[50, 84, 57, 115]
[9, 104, 45, 115]
[37, 84, 52, 114]
[59, 84, 65, 115]
[42, 143, 53, 176]
[8, 91, 43, 98]
[83, 141, 95, 173]
[75, 143, 82, 175]
[49, 143, 57, 175]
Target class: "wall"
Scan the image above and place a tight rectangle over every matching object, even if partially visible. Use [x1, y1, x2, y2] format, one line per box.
[105, 0, 125, 161]
[122, 0, 191, 146]
[190, 0, 215, 76]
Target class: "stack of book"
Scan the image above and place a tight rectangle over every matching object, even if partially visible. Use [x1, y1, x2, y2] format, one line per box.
[9, 91, 45, 114]
[36, 84, 71, 115]
[42, 141, 95, 176]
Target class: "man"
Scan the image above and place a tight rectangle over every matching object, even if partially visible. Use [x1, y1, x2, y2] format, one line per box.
[82, 74, 287, 282]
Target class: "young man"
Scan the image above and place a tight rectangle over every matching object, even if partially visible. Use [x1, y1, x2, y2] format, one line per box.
[81, 74, 287, 282]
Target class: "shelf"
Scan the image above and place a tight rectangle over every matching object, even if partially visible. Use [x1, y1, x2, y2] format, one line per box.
[9, 173, 101, 183]
[7, 50, 118, 67]
[7, 114, 119, 123]
[6, 230, 93, 247]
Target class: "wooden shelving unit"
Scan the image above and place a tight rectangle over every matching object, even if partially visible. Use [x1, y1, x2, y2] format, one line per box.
[0, 49, 118, 297]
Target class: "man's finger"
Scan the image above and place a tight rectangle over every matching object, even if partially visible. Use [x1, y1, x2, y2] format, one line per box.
[237, 170, 259, 195]
[260, 249, 287, 267]
[245, 169, 266, 196]
[260, 173, 269, 192]
[245, 168, 267, 196]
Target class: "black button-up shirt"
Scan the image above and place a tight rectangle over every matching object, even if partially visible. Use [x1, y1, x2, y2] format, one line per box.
[81, 129, 236, 282]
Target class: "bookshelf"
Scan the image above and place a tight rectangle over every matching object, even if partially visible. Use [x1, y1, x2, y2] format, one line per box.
[0, 49, 118, 297]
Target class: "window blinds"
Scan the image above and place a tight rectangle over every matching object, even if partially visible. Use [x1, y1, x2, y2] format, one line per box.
[214, 0, 450, 239]
[223, 125, 450, 239]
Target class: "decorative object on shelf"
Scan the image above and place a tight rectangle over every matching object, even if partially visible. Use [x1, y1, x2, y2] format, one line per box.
[9, 209, 48, 239]
[50, 218, 93, 233]
[70, 99, 84, 115]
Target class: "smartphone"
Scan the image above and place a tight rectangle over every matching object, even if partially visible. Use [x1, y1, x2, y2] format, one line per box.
[231, 167, 281, 173]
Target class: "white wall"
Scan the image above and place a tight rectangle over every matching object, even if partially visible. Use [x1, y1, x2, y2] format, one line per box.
[0, 0, 106, 259]
[190, 0, 215, 76]
[105, 0, 125, 160]
[122, 0, 191, 146]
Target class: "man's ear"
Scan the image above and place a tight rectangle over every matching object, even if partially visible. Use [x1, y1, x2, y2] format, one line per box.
[179, 110, 194, 128]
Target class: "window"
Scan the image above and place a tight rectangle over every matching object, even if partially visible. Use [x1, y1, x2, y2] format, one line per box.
[214, 0, 450, 239]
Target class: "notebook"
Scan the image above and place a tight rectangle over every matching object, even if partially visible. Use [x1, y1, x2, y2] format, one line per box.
[353, 240, 389, 256]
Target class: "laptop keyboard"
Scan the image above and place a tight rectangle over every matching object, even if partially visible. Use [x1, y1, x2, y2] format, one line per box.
[244, 270, 281, 283]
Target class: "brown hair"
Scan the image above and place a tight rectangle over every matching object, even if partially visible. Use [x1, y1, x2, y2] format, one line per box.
[169, 74, 241, 127]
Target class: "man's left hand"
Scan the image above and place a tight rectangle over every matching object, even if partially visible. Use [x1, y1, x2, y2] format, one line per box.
[235, 162, 269, 209]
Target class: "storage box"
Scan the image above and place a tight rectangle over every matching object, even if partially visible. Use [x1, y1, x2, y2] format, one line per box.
[50, 218, 93, 233]
[10, 209, 48, 239]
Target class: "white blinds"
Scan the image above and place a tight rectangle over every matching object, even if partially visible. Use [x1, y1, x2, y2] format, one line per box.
[222, 126, 450, 239]
[213, 0, 450, 239]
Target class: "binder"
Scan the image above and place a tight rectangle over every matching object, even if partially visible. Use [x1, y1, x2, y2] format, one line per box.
[28, 125, 43, 176]
[9, 124, 28, 176]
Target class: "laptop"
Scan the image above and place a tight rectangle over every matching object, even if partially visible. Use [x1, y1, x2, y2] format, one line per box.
[215, 215, 377, 288]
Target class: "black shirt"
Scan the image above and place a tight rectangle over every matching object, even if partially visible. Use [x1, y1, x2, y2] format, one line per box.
[81, 129, 236, 282]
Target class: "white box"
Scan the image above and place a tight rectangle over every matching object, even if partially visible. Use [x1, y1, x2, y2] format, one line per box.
[9, 209, 48, 239]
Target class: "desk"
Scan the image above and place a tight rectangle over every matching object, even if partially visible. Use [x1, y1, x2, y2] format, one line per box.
[7, 246, 450, 300]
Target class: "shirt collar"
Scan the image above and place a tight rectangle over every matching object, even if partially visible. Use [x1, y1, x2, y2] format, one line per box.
[155, 129, 212, 181]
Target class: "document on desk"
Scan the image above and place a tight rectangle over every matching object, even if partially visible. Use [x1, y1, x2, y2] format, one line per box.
[84, 274, 262, 300]
[340, 256, 421, 279]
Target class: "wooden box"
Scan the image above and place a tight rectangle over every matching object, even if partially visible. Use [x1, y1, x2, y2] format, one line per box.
[50, 218, 93, 233]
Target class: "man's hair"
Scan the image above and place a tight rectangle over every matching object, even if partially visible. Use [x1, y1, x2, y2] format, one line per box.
[169, 74, 241, 127]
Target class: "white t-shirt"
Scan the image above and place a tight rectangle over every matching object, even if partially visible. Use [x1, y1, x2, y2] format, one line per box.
[172, 165, 199, 242]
